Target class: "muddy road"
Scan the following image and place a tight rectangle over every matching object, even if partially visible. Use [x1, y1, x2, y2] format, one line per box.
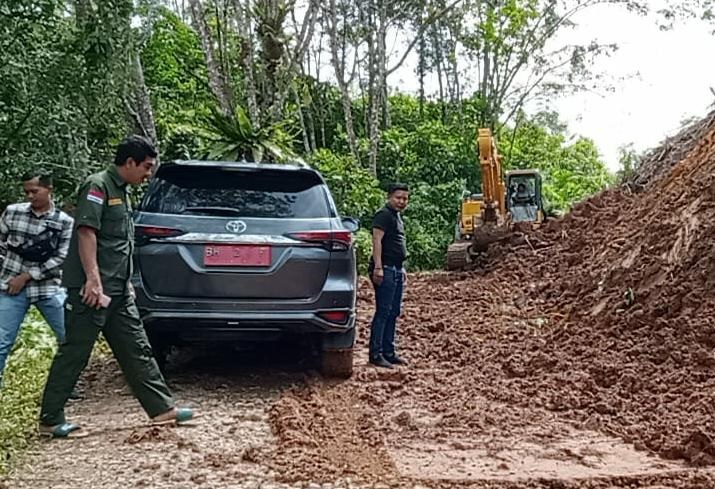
[3, 347, 301, 489]
[3, 274, 715, 489]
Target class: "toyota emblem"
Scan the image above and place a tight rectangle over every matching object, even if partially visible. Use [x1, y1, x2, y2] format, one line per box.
[225, 220, 247, 233]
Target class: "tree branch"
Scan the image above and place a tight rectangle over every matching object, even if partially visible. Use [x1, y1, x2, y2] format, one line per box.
[386, 0, 463, 76]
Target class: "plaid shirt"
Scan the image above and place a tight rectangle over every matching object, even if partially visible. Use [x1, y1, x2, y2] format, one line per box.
[0, 203, 74, 302]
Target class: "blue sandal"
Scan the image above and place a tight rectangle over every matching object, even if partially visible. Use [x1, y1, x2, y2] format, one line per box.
[151, 407, 197, 426]
[38, 422, 88, 439]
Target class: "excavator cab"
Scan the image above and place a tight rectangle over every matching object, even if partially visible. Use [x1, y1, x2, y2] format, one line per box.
[505, 170, 545, 223]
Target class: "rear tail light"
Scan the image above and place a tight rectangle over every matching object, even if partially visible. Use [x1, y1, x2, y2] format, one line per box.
[285, 230, 353, 251]
[135, 224, 186, 240]
[318, 310, 350, 324]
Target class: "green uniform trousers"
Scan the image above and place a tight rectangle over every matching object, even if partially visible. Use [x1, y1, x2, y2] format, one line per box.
[40, 289, 174, 426]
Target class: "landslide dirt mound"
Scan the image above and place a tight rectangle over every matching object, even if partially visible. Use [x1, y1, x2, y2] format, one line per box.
[269, 115, 715, 487]
[491, 115, 715, 464]
[627, 108, 715, 190]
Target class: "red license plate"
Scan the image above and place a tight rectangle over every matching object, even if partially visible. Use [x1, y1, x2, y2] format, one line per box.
[203, 245, 271, 267]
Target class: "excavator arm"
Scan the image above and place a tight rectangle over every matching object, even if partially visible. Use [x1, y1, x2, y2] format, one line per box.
[446, 128, 508, 269]
[477, 128, 506, 222]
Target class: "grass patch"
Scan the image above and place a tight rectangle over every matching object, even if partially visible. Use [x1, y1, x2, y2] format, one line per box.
[0, 309, 57, 475]
[0, 309, 112, 476]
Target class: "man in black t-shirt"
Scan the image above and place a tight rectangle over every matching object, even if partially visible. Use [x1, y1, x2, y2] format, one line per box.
[368, 183, 409, 369]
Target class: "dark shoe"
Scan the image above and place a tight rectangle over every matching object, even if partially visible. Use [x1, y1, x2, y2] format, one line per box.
[68, 389, 82, 400]
[369, 355, 395, 369]
[384, 354, 408, 366]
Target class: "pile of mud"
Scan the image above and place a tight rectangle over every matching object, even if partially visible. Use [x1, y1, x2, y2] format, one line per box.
[269, 114, 715, 487]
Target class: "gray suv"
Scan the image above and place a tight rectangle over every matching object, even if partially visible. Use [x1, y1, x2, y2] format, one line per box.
[131, 160, 358, 377]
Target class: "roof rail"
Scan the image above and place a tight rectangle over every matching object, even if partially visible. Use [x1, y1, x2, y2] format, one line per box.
[166, 158, 312, 170]
[235, 157, 310, 168]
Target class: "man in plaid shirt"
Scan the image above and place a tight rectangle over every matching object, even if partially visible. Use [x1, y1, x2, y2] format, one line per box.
[0, 172, 73, 385]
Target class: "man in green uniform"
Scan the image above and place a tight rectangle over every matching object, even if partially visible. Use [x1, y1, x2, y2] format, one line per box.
[38, 135, 194, 438]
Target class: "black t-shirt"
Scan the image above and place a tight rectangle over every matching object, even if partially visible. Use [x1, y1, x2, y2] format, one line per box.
[371, 205, 407, 267]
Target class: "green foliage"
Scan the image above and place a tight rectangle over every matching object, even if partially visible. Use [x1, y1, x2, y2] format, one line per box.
[0, 311, 57, 475]
[310, 149, 382, 274]
[311, 147, 464, 272]
[0, 0, 137, 208]
[402, 181, 464, 270]
[353, 228, 374, 275]
[455, 0, 623, 128]
[0, 313, 111, 476]
[141, 7, 214, 160]
[0, 1, 87, 207]
[378, 114, 479, 189]
[198, 106, 296, 162]
[311, 149, 383, 223]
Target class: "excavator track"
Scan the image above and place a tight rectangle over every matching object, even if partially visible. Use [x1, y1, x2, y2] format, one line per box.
[446, 241, 473, 270]
[446, 226, 513, 271]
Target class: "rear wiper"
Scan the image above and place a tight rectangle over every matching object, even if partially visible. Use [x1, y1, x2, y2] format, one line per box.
[180, 206, 243, 216]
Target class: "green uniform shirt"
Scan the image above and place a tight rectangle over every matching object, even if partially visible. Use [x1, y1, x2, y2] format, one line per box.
[62, 166, 134, 295]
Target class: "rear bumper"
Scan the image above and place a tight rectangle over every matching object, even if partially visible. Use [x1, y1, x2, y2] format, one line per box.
[132, 266, 357, 343]
[138, 306, 355, 344]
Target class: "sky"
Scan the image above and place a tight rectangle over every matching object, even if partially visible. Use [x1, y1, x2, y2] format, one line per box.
[549, 4, 715, 171]
[389, 3, 715, 172]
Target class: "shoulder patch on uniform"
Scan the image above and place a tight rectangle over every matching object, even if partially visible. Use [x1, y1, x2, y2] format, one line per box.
[87, 189, 105, 205]
[108, 198, 123, 206]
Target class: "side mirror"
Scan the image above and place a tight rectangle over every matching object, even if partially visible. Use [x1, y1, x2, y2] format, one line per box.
[341, 216, 359, 233]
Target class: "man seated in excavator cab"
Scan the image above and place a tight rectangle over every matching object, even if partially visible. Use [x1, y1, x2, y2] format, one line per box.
[512, 183, 533, 205]
[509, 180, 538, 222]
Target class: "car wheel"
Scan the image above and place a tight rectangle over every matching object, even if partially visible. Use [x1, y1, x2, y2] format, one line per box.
[320, 347, 354, 379]
[320, 328, 355, 379]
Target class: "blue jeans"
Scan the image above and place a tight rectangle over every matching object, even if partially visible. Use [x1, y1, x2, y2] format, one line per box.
[369, 266, 404, 359]
[0, 288, 67, 382]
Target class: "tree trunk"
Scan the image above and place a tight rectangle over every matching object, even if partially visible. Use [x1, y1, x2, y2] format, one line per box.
[481, 43, 492, 127]
[449, 27, 463, 126]
[325, 0, 360, 163]
[382, 82, 391, 129]
[293, 86, 312, 154]
[431, 25, 446, 123]
[188, 0, 233, 115]
[234, 0, 260, 126]
[367, 0, 386, 176]
[305, 102, 317, 152]
[418, 19, 425, 117]
[270, 0, 318, 124]
[74, 0, 90, 29]
[126, 52, 158, 148]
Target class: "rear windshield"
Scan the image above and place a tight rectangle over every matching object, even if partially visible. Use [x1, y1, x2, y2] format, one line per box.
[140, 166, 332, 218]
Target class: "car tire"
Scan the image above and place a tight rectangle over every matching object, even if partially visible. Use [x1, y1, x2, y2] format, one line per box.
[320, 347, 354, 379]
[320, 327, 355, 379]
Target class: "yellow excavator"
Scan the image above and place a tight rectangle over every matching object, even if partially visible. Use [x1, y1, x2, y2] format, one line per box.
[446, 128, 546, 270]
